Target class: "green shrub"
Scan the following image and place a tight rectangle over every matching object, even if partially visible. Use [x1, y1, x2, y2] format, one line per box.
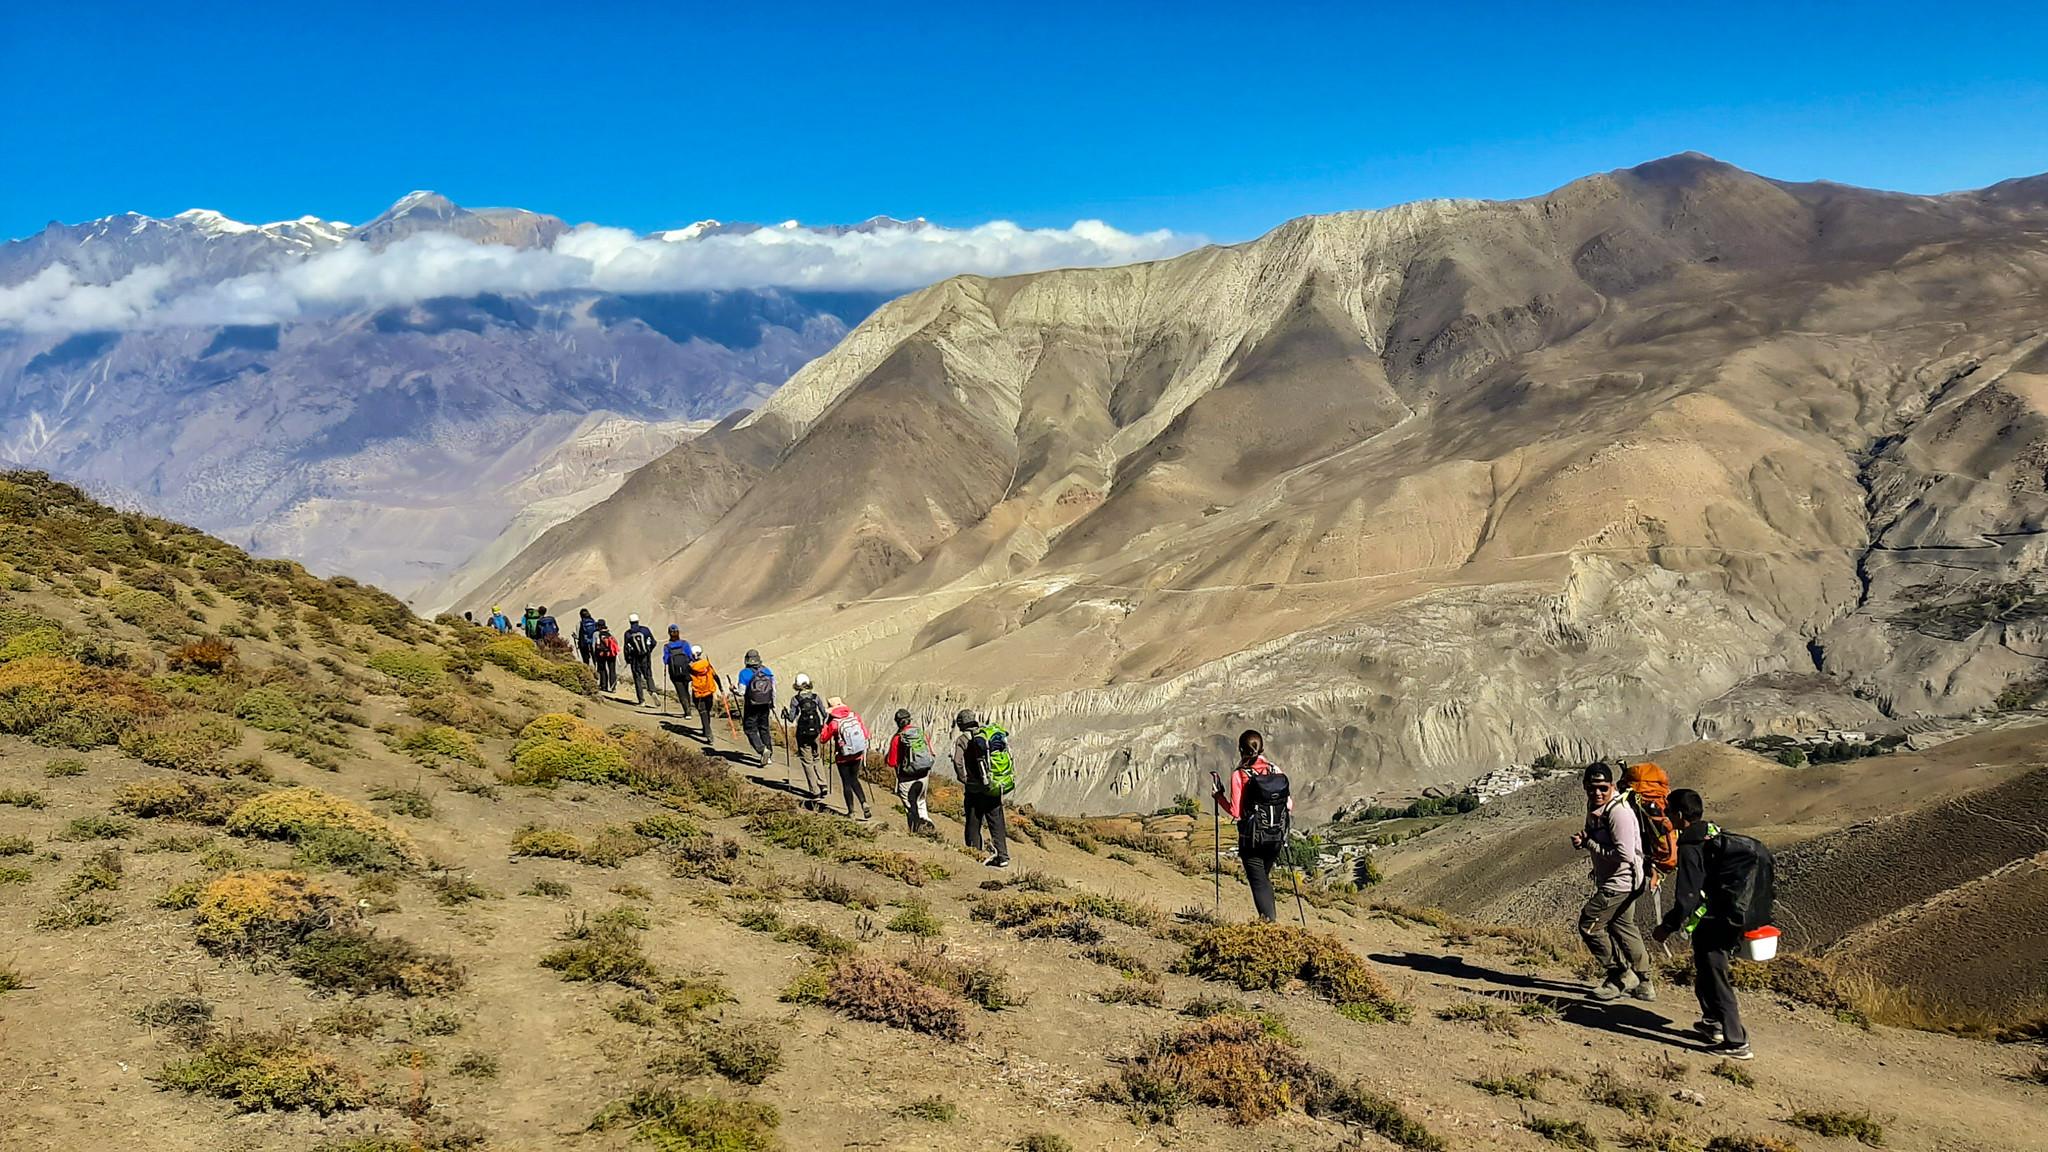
[406, 692, 501, 735]
[888, 898, 943, 937]
[507, 713, 629, 785]
[450, 1051, 500, 1079]
[1710, 1061, 1755, 1089]
[292, 827, 411, 874]
[398, 724, 482, 766]
[1097, 1014, 1319, 1125]
[34, 896, 121, 929]
[1528, 1117, 1601, 1149]
[119, 715, 244, 773]
[287, 928, 464, 997]
[135, 995, 215, 1046]
[1704, 1138, 1802, 1152]
[115, 778, 233, 822]
[427, 872, 494, 905]
[156, 1029, 369, 1114]
[897, 948, 1025, 1011]
[589, 1090, 778, 1151]
[896, 1095, 956, 1122]
[523, 878, 572, 898]
[1308, 1081, 1448, 1151]
[0, 835, 32, 855]
[265, 732, 345, 771]
[1017, 1135, 1074, 1152]
[366, 649, 446, 692]
[799, 869, 878, 909]
[701, 1021, 785, 1086]
[59, 848, 123, 897]
[1590, 1079, 1666, 1120]
[746, 807, 874, 856]
[0, 654, 166, 748]
[0, 787, 47, 809]
[540, 924, 657, 988]
[368, 785, 434, 819]
[311, 1005, 382, 1038]
[632, 812, 702, 841]
[481, 637, 595, 693]
[234, 687, 308, 733]
[817, 957, 969, 1041]
[43, 757, 87, 777]
[58, 813, 132, 840]
[1099, 982, 1167, 1007]
[511, 824, 583, 860]
[193, 870, 341, 955]
[1787, 1110, 1884, 1146]
[776, 921, 856, 956]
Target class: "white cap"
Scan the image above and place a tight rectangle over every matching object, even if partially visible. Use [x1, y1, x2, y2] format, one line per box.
[628, 613, 639, 623]
[794, 673, 812, 689]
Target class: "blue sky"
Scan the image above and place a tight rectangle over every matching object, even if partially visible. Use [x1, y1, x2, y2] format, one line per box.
[6, 2, 2048, 242]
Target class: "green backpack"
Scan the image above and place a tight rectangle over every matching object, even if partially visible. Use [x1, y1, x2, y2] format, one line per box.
[981, 725, 1015, 796]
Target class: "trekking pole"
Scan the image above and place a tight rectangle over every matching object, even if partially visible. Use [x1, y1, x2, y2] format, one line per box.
[720, 692, 742, 746]
[1211, 794, 1222, 916]
[1287, 844, 1310, 929]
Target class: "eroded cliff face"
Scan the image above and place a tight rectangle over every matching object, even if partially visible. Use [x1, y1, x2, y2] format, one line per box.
[467, 156, 2048, 817]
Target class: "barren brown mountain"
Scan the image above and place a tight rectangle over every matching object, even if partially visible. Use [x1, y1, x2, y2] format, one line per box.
[462, 154, 2048, 818]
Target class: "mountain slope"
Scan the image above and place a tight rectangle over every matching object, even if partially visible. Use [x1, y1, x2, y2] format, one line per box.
[465, 155, 2048, 816]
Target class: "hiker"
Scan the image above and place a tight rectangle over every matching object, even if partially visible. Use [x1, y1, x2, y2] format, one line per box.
[623, 614, 658, 704]
[576, 608, 598, 665]
[1573, 761, 1655, 1002]
[594, 622, 619, 693]
[521, 606, 540, 639]
[952, 709, 1011, 868]
[488, 606, 511, 634]
[819, 697, 872, 819]
[735, 650, 776, 766]
[884, 708, 935, 833]
[1212, 729, 1290, 922]
[536, 606, 560, 643]
[463, 610, 474, 625]
[687, 648, 723, 742]
[1653, 788, 1772, 1062]
[781, 674, 828, 798]
[663, 626, 694, 708]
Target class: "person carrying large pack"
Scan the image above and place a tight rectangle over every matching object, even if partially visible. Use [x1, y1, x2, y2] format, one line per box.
[594, 622, 620, 693]
[576, 608, 598, 665]
[952, 709, 1011, 869]
[1574, 761, 1656, 1003]
[1212, 729, 1291, 922]
[662, 626, 694, 710]
[885, 708, 936, 834]
[781, 674, 827, 799]
[687, 649, 723, 743]
[521, 606, 540, 640]
[535, 606, 560, 648]
[735, 650, 776, 767]
[1653, 788, 1775, 1062]
[488, 606, 512, 634]
[819, 697, 871, 820]
[622, 614, 657, 705]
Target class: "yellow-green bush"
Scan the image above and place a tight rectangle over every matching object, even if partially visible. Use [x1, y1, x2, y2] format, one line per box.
[110, 586, 187, 636]
[156, 1028, 368, 1114]
[233, 687, 307, 734]
[115, 778, 235, 823]
[366, 649, 445, 692]
[397, 724, 482, 766]
[120, 715, 244, 773]
[506, 713, 629, 785]
[193, 870, 340, 955]
[481, 636, 595, 693]
[0, 654, 166, 747]
[406, 692, 502, 735]
[590, 1090, 780, 1151]
[224, 788, 422, 867]
[0, 625, 68, 662]
[510, 824, 583, 859]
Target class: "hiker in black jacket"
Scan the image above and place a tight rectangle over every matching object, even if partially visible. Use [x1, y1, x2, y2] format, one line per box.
[622, 615, 658, 704]
[1652, 788, 1756, 1062]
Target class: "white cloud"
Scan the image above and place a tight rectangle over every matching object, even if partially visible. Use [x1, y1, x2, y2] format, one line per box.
[1, 218, 1205, 333]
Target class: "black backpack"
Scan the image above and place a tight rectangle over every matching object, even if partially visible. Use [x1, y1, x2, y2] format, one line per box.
[793, 692, 825, 741]
[624, 629, 654, 659]
[1240, 769, 1291, 848]
[744, 668, 775, 707]
[1706, 827, 1776, 931]
[666, 647, 693, 681]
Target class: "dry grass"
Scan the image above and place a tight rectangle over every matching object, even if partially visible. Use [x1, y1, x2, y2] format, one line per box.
[813, 956, 970, 1041]
[1172, 921, 1408, 1020]
[1097, 1014, 1321, 1125]
[896, 946, 1025, 1011]
[1787, 1110, 1884, 1146]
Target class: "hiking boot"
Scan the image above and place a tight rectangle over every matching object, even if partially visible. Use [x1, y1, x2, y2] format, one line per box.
[861, 806, 872, 820]
[1629, 981, 1658, 1003]
[983, 854, 1010, 869]
[1710, 1041, 1753, 1061]
[1693, 1018, 1725, 1045]
[1589, 970, 1628, 1001]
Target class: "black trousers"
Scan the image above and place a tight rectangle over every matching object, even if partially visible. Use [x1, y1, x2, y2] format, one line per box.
[964, 789, 1008, 858]
[1239, 834, 1284, 922]
[1693, 922, 1749, 1044]
[837, 759, 868, 814]
[595, 656, 617, 692]
[693, 695, 715, 740]
[628, 656, 655, 702]
[742, 704, 774, 760]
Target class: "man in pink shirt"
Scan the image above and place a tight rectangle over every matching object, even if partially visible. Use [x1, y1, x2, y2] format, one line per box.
[1573, 761, 1654, 1002]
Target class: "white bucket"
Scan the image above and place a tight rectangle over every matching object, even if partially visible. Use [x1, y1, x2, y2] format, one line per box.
[1740, 926, 1780, 962]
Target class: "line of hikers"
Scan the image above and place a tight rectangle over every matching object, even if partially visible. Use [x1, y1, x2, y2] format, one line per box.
[473, 605, 1020, 869]
[473, 604, 1774, 1057]
[1212, 736, 1775, 1062]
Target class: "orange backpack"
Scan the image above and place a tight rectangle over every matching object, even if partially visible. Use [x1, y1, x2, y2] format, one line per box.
[1622, 761, 1679, 879]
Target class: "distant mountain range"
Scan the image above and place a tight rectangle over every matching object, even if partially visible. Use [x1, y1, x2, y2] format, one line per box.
[0, 193, 895, 601]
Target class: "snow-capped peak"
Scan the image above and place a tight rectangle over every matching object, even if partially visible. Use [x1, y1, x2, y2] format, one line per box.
[173, 208, 259, 236]
[655, 219, 724, 242]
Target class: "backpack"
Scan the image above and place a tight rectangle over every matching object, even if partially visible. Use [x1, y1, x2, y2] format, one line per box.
[1240, 767, 1291, 848]
[689, 660, 717, 697]
[600, 635, 619, 658]
[1705, 825, 1776, 932]
[624, 629, 654, 659]
[981, 725, 1015, 796]
[793, 692, 826, 741]
[898, 726, 935, 779]
[744, 668, 775, 707]
[537, 616, 559, 639]
[1622, 763, 1679, 879]
[833, 711, 869, 759]
[666, 644, 693, 680]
